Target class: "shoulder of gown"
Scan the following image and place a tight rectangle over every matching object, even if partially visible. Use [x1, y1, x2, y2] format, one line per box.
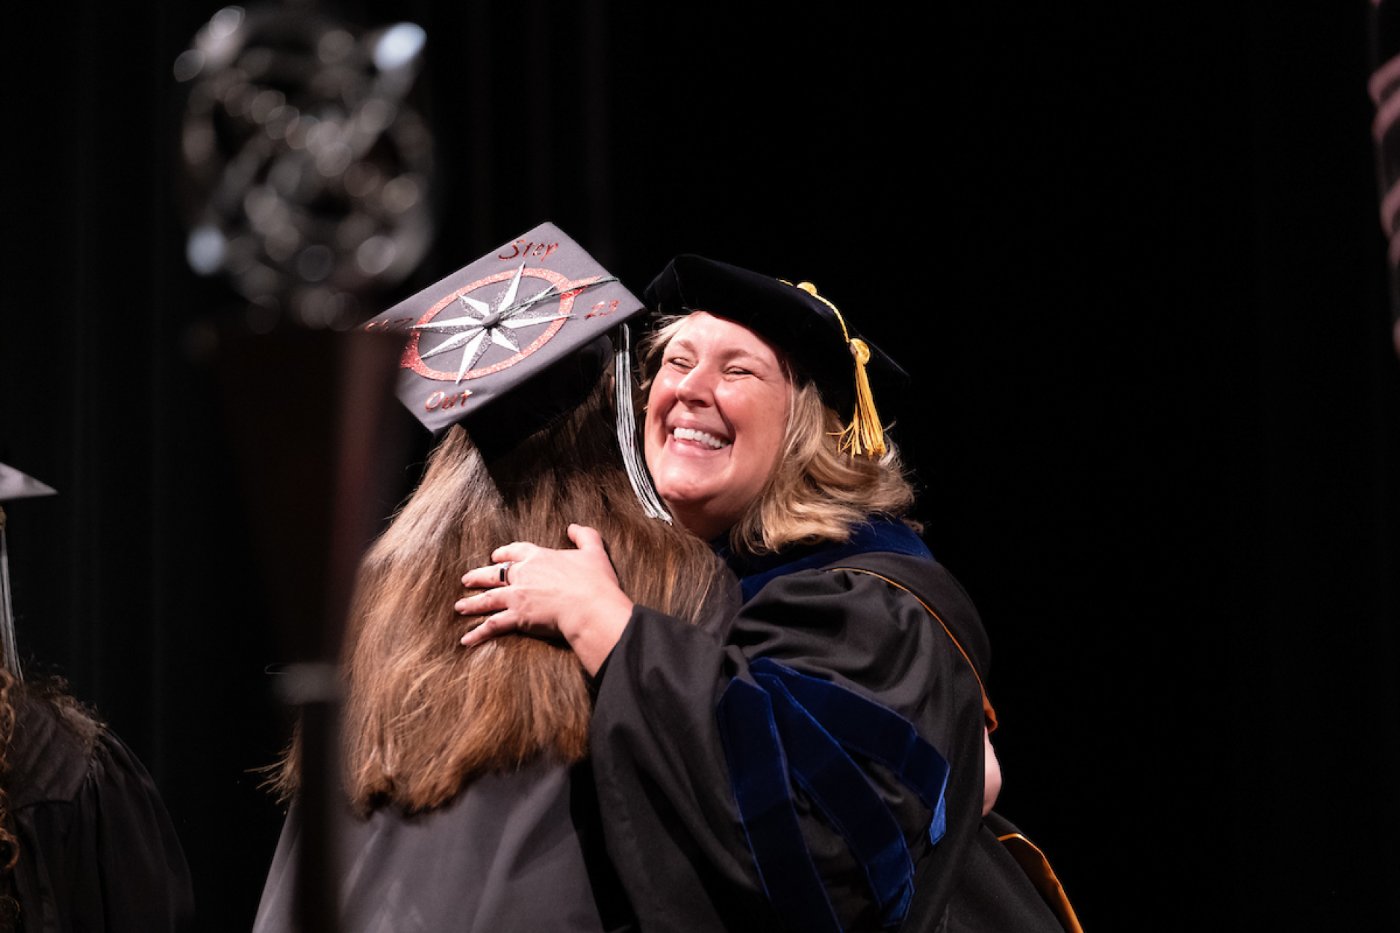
[590, 551, 991, 931]
[7, 690, 195, 933]
[253, 760, 622, 933]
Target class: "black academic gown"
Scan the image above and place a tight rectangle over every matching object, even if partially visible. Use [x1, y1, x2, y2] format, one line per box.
[5, 692, 194, 933]
[589, 526, 1067, 932]
[254, 759, 629, 933]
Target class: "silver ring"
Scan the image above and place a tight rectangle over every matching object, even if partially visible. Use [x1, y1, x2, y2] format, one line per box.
[498, 561, 512, 584]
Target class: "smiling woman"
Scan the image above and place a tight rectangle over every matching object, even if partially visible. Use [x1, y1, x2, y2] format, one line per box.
[642, 312, 792, 541]
[641, 311, 919, 557]
[457, 255, 1079, 932]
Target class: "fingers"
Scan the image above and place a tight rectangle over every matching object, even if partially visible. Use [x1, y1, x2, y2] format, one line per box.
[458, 529, 609, 651]
[454, 588, 500, 615]
[455, 586, 518, 648]
[464, 561, 525, 589]
[464, 530, 596, 590]
[461, 567, 495, 589]
[456, 546, 528, 649]
[461, 543, 533, 590]
[459, 611, 521, 647]
[490, 541, 532, 564]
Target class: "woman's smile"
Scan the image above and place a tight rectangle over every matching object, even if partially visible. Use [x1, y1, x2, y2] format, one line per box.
[669, 426, 729, 450]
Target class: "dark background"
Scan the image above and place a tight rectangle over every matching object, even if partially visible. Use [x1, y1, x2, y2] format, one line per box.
[3, 2, 1399, 930]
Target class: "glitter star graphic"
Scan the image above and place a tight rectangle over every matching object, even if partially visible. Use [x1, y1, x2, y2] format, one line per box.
[412, 264, 614, 383]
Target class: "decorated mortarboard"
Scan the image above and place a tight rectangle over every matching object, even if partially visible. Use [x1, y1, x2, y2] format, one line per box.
[367, 222, 646, 432]
[0, 463, 56, 681]
[644, 254, 907, 458]
[364, 222, 669, 519]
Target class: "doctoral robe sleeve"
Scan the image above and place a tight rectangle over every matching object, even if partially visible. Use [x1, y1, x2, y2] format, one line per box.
[589, 557, 988, 932]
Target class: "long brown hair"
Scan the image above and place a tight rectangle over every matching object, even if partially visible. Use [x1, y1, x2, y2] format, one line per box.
[272, 369, 729, 813]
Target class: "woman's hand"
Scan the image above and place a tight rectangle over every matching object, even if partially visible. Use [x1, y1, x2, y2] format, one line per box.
[983, 726, 1002, 816]
[456, 523, 634, 676]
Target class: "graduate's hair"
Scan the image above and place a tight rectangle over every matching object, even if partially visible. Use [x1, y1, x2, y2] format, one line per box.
[270, 369, 728, 813]
[0, 667, 17, 921]
[641, 315, 916, 557]
[0, 670, 100, 924]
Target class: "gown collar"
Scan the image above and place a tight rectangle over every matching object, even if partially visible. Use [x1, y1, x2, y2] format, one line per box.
[716, 518, 932, 602]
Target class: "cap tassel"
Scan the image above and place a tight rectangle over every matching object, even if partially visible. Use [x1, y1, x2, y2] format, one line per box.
[614, 324, 673, 522]
[792, 282, 887, 460]
[838, 338, 888, 458]
[0, 507, 22, 680]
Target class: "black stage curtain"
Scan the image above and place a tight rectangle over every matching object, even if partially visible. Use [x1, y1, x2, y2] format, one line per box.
[0, 3, 1396, 930]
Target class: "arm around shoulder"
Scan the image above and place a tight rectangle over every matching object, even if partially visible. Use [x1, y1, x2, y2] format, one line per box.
[589, 562, 992, 930]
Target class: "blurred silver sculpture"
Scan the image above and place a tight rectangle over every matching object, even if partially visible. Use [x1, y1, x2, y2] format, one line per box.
[1369, 0, 1400, 357]
[175, 5, 436, 330]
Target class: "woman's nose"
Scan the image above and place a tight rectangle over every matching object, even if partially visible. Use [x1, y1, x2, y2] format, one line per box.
[675, 365, 715, 405]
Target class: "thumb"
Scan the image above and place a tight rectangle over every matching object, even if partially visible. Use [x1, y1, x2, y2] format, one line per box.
[567, 523, 605, 553]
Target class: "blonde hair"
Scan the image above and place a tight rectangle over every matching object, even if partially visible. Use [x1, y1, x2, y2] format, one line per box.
[271, 371, 728, 813]
[640, 315, 917, 557]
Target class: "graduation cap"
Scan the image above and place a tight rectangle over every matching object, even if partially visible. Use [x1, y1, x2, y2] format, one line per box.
[644, 254, 907, 458]
[363, 221, 669, 519]
[0, 463, 57, 681]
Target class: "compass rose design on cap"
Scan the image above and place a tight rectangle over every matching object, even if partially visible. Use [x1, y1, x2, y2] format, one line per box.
[403, 262, 607, 388]
[410, 262, 597, 384]
[365, 221, 650, 435]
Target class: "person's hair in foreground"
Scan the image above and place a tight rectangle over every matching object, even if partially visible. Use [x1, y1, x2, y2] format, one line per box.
[271, 369, 728, 812]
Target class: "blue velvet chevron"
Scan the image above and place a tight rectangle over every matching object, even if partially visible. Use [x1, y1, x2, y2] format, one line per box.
[716, 658, 950, 930]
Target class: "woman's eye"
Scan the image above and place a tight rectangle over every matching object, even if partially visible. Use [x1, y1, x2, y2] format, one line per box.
[725, 367, 752, 377]
[664, 356, 693, 370]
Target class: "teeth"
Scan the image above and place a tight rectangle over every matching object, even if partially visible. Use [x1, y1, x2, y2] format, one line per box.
[673, 426, 728, 449]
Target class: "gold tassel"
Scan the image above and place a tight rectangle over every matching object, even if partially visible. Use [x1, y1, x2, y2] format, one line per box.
[838, 338, 888, 458]
[793, 281, 887, 459]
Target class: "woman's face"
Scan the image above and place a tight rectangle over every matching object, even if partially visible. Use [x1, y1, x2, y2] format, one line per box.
[644, 312, 791, 541]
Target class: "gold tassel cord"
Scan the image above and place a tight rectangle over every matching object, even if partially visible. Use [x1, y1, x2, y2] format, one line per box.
[838, 338, 888, 458]
[794, 281, 849, 340]
[792, 281, 888, 459]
